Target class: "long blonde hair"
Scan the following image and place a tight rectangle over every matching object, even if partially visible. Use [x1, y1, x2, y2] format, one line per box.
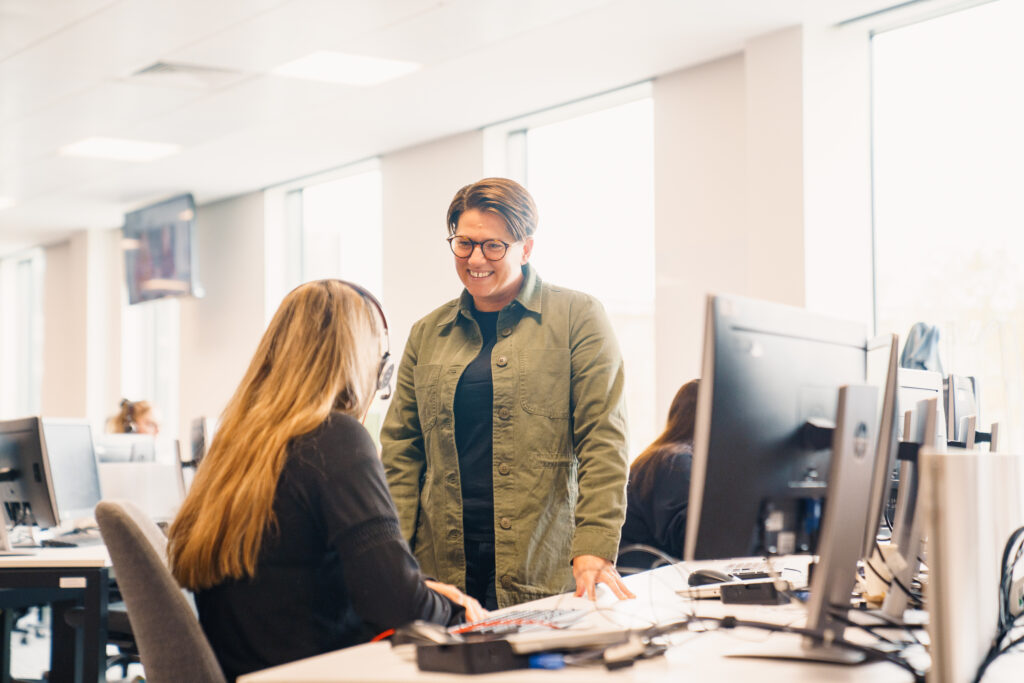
[169, 280, 384, 590]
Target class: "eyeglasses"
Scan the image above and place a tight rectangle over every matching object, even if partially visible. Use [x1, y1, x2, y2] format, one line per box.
[447, 235, 515, 261]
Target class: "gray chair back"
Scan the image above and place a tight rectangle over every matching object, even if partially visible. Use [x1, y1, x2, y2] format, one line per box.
[96, 500, 226, 683]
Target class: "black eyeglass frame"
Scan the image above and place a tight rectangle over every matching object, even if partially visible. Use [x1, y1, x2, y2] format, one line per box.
[446, 235, 516, 261]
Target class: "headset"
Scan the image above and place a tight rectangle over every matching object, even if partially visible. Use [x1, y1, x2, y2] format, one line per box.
[336, 280, 395, 400]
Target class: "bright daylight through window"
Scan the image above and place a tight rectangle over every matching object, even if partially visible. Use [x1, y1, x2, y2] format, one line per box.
[873, 0, 1024, 448]
[523, 97, 655, 456]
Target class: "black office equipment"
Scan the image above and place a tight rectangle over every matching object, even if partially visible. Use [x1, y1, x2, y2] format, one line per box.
[684, 294, 901, 663]
[0, 417, 60, 551]
[123, 193, 204, 305]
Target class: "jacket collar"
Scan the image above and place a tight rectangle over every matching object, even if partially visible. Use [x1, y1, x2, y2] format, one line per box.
[437, 263, 543, 327]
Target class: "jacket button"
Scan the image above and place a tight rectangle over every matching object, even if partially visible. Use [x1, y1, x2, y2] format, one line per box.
[498, 407, 510, 420]
[500, 517, 512, 530]
[446, 472, 457, 485]
[496, 356, 508, 367]
[448, 529, 459, 540]
[501, 575, 514, 589]
[501, 327, 512, 337]
[498, 463, 511, 475]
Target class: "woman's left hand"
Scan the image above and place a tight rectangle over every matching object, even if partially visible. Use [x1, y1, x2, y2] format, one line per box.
[424, 579, 489, 622]
[572, 554, 636, 601]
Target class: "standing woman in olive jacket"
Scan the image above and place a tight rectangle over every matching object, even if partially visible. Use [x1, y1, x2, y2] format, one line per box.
[381, 178, 633, 609]
[169, 280, 483, 682]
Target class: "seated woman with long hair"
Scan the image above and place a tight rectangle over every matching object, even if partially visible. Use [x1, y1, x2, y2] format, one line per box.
[168, 280, 483, 681]
[618, 379, 699, 570]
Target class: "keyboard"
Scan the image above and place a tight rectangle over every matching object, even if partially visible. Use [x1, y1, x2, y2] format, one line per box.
[449, 608, 588, 636]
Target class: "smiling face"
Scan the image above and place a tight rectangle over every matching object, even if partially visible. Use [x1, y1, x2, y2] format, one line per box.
[453, 208, 534, 312]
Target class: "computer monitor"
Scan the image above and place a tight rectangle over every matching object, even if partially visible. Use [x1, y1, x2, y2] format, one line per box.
[880, 395, 944, 619]
[189, 416, 216, 466]
[0, 417, 60, 551]
[40, 419, 103, 525]
[896, 368, 945, 442]
[685, 294, 870, 561]
[876, 369, 944, 533]
[93, 433, 156, 463]
[686, 295, 895, 663]
[862, 334, 901, 558]
[944, 374, 979, 442]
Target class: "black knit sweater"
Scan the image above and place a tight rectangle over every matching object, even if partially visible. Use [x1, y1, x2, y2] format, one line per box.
[195, 412, 459, 681]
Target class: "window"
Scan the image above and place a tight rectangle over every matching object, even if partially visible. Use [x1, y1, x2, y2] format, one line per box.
[273, 165, 385, 436]
[0, 250, 45, 418]
[487, 88, 657, 456]
[873, 0, 1024, 445]
[121, 297, 180, 438]
[299, 168, 383, 296]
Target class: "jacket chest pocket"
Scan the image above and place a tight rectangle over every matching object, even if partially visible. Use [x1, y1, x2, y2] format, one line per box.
[413, 364, 442, 432]
[519, 349, 571, 418]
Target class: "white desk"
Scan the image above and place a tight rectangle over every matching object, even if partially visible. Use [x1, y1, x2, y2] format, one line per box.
[0, 545, 112, 683]
[240, 562, 1024, 683]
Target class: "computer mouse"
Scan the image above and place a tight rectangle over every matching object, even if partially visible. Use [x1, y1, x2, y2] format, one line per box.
[687, 568, 733, 586]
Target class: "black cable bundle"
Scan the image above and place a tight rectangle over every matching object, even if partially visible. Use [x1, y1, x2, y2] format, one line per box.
[974, 526, 1024, 682]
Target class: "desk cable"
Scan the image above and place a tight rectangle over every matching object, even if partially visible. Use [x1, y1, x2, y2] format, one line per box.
[974, 526, 1024, 683]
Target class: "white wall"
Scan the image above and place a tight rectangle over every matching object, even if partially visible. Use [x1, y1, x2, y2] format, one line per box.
[653, 54, 749, 415]
[380, 129, 484, 358]
[41, 238, 88, 417]
[178, 192, 267, 439]
[744, 26, 807, 309]
[802, 22, 874, 330]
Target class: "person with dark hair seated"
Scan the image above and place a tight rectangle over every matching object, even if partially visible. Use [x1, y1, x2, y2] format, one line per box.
[618, 379, 699, 570]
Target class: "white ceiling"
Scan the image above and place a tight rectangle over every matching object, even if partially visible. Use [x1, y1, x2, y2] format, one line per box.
[0, 0, 896, 252]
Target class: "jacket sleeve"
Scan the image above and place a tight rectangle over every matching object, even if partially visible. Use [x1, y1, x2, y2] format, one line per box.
[380, 324, 426, 545]
[567, 296, 630, 563]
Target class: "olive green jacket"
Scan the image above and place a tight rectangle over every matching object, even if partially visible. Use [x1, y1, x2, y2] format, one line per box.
[381, 264, 629, 607]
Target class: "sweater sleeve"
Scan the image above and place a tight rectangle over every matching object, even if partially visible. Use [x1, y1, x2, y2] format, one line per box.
[310, 415, 460, 632]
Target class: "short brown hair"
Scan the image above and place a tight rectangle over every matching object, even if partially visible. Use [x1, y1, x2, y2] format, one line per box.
[446, 177, 538, 241]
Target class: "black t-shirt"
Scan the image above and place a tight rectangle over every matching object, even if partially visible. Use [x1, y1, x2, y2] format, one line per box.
[195, 412, 459, 682]
[453, 308, 499, 543]
[618, 443, 693, 570]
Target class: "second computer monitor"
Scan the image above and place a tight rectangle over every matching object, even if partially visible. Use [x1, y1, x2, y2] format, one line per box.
[40, 419, 103, 525]
[685, 294, 869, 561]
[0, 417, 60, 531]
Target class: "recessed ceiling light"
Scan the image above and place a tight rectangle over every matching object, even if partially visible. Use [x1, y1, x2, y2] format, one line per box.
[0, 197, 14, 210]
[270, 50, 420, 86]
[59, 137, 181, 162]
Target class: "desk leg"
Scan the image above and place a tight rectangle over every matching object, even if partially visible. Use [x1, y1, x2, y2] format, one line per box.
[0, 609, 12, 683]
[51, 600, 81, 683]
[82, 572, 108, 683]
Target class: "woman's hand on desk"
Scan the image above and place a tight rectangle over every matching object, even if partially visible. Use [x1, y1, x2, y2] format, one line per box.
[424, 580, 488, 622]
[572, 554, 636, 601]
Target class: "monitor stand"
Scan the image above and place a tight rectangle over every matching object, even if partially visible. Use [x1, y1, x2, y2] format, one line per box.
[880, 396, 941, 621]
[728, 384, 879, 665]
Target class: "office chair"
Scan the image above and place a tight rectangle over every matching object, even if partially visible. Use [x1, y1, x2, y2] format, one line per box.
[66, 496, 173, 677]
[95, 500, 226, 683]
